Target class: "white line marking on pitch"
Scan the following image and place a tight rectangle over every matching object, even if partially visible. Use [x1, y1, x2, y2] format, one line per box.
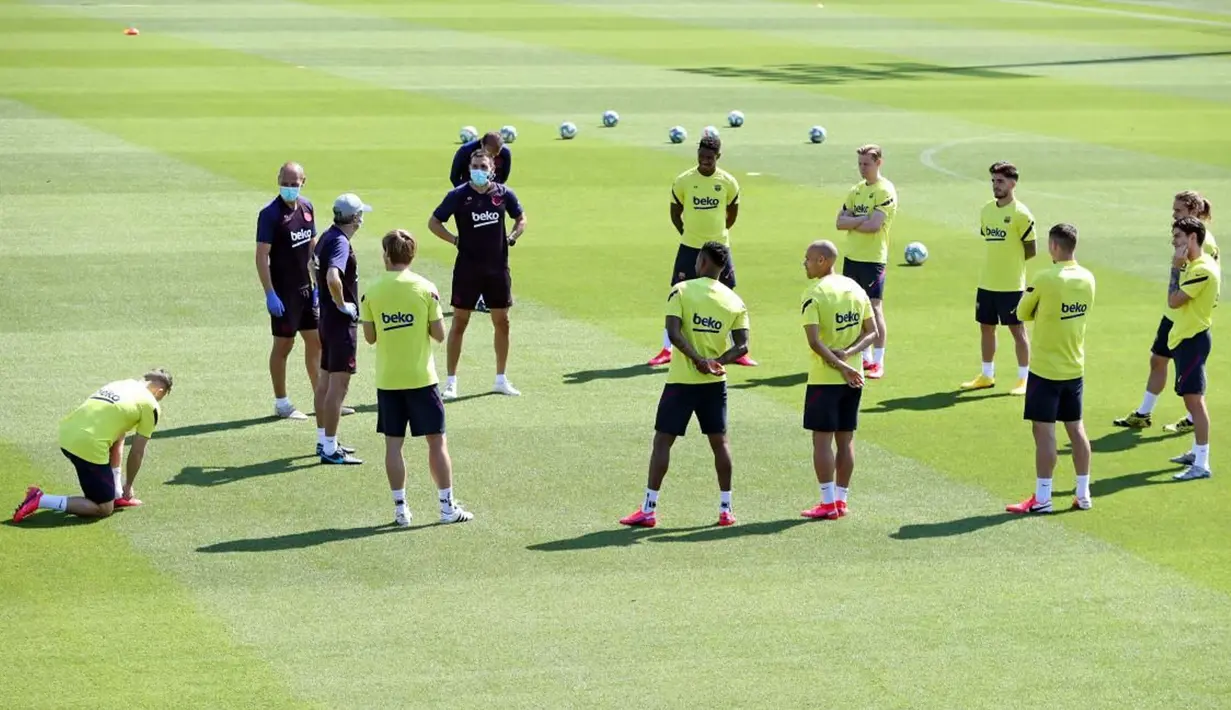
[997, 0, 1231, 28]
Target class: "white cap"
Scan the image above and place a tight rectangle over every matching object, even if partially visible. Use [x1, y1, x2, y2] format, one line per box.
[333, 193, 373, 219]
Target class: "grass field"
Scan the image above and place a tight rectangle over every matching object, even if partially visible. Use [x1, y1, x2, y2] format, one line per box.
[2, 0, 1230, 707]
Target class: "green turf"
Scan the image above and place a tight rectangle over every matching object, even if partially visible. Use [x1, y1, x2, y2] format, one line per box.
[2, 0, 1231, 707]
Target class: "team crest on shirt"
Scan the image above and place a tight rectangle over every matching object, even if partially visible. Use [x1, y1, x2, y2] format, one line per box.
[714, 184, 722, 192]
[1004, 216, 1011, 224]
[491, 195, 503, 207]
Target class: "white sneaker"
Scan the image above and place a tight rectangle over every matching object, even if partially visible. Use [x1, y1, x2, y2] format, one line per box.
[493, 379, 521, 396]
[395, 507, 412, 528]
[340, 406, 355, 416]
[442, 381, 458, 400]
[440, 503, 474, 524]
[275, 401, 308, 420]
[1071, 496, 1093, 511]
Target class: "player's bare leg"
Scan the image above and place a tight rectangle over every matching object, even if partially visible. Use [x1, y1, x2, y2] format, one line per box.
[384, 435, 410, 525]
[426, 433, 471, 522]
[864, 299, 887, 378]
[1007, 422, 1056, 514]
[1008, 324, 1031, 395]
[301, 329, 321, 392]
[1064, 420, 1093, 508]
[834, 430, 855, 515]
[490, 308, 519, 396]
[707, 433, 735, 525]
[1174, 394, 1211, 480]
[962, 325, 999, 390]
[1115, 354, 1170, 429]
[621, 432, 675, 527]
[13, 487, 115, 523]
[803, 431, 840, 519]
[444, 308, 471, 400]
[318, 372, 359, 464]
[270, 336, 307, 420]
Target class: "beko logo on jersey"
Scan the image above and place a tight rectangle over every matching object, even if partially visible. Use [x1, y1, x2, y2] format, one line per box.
[982, 226, 1008, 240]
[381, 312, 416, 330]
[471, 210, 500, 227]
[89, 388, 121, 404]
[692, 196, 720, 210]
[692, 313, 723, 332]
[290, 228, 313, 246]
[1060, 302, 1088, 320]
[835, 311, 861, 331]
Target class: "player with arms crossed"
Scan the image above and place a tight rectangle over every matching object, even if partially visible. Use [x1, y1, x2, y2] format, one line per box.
[621, 242, 750, 528]
[360, 230, 473, 525]
[429, 150, 527, 400]
[648, 135, 756, 368]
[798, 240, 878, 520]
[1007, 224, 1096, 514]
[1165, 217, 1220, 481]
[1114, 191, 1218, 433]
[835, 144, 897, 379]
[12, 369, 173, 523]
[960, 161, 1036, 394]
[314, 194, 371, 465]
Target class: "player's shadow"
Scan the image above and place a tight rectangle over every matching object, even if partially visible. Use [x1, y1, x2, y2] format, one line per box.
[196, 524, 405, 553]
[864, 390, 1011, 414]
[563, 364, 663, 385]
[730, 372, 806, 390]
[649, 518, 809, 543]
[167, 455, 317, 487]
[1058, 428, 1154, 455]
[527, 524, 711, 551]
[3, 513, 102, 529]
[445, 392, 497, 404]
[1071, 468, 1177, 498]
[891, 513, 1026, 540]
[155, 404, 377, 441]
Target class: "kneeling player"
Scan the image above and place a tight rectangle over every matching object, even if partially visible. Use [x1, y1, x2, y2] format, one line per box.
[621, 242, 750, 528]
[12, 370, 173, 523]
[798, 241, 877, 520]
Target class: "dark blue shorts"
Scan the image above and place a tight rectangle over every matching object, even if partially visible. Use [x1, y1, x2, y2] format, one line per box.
[803, 384, 862, 432]
[1173, 330, 1211, 396]
[61, 448, 115, 504]
[672, 245, 736, 289]
[452, 264, 512, 310]
[1151, 316, 1173, 358]
[842, 258, 886, 300]
[655, 382, 727, 436]
[319, 322, 357, 374]
[270, 285, 318, 338]
[1023, 373, 1083, 423]
[377, 386, 446, 438]
[975, 288, 1023, 326]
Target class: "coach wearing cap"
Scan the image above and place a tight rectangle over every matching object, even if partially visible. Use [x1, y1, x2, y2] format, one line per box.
[450, 132, 511, 188]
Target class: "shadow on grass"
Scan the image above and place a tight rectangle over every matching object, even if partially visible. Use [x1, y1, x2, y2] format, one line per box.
[649, 518, 810, 543]
[1058, 428, 1158, 455]
[446, 391, 498, 404]
[167, 455, 318, 487]
[865, 389, 1011, 414]
[197, 524, 405, 553]
[891, 513, 1025, 540]
[3, 513, 103, 529]
[154, 404, 376, 441]
[528, 518, 806, 551]
[730, 372, 807, 390]
[563, 364, 662, 385]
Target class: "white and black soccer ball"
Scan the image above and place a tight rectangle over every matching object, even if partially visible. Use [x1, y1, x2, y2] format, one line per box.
[460, 125, 478, 143]
[559, 121, 577, 140]
[727, 110, 744, 128]
[904, 241, 929, 266]
[500, 125, 518, 143]
[809, 125, 827, 144]
[602, 110, 619, 128]
[669, 125, 688, 144]
[702, 125, 720, 140]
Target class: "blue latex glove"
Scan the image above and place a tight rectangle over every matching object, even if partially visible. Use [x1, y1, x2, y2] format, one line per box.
[312, 287, 319, 308]
[265, 290, 285, 317]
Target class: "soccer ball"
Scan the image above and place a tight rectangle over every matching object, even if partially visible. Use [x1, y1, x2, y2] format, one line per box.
[602, 110, 619, 128]
[904, 241, 929, 266]
[809, 126, 827, 144]
[727, 110, 744, 128]
[702, 125, 720, 140]
[669, 126, 688, 144]
[559, 121, 577, 140]
[500, 125, 518, 143]
[460, 125, 478, 143]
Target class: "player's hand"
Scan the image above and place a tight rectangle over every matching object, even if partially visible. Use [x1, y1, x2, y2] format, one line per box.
[1172, 251, 1187, 269]
[841, 364, 865, 388]
[339, 302, 359, 322]
[507, 236, 518, 247]
[264, 290, 285, 317]
[696, 358, 725, 377]
[831, 348, 847, 362]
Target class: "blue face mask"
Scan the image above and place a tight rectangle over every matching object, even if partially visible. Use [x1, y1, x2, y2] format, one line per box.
[469, 169, 490, 187]
[279, 185, 300, 202]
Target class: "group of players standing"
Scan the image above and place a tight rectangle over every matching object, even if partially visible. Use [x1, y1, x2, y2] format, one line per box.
[10, 131, 1220, 529]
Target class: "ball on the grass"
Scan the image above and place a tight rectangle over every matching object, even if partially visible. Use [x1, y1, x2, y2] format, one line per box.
[559, 121, 577, 139]
[602, 110, 619, 127]
[459, 125, 478, 143]
[809, 125, 827, 144]
[727, 110, 744, 128]
[500, 125, 518, 143]
[669, 126, 688, 144]
[904, 241, 929, 266]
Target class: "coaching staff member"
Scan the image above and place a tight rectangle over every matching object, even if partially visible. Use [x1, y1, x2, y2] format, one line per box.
[449, 131, 511, 188]
[429, 150, 527, 401]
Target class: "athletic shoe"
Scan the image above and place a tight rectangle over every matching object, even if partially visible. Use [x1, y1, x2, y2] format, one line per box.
[733, 355, 758, 367]
[340, 406, 356, 417]
[959, 374, 995, 391]
[1173, 465, 1211, 482]
[1009, 378, 1028, 396]
[836, 500, 848, 517]
[619, 509, 657, 527]
[114, 497, 143, 508]
[492, 379, 521, 397]
[1071, 496, 1093, 511]
[1164, 417, 1194, 434]
[275, 401, 308, 420]
[12, 486, 42, 523]
[647, 348, 672, 367]
[475, 298, 490, 314]
[395, 507, 412, 528]
[864, 363, 883, 380]
[442, 381, 458, 400]
[801, 502, 840, 520]
[1112, 411, 1152, 429]
[1006, 495, 1052, 514]
[440, 503, 474, 524]
[1169, 451, 1196, 466]
[320, 449, 363, 465]
[717, 510, 736, 526]
[316, 442, 356, 456]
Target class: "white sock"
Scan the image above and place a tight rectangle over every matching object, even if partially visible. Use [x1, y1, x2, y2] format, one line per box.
[495, 374, 508, 386]
[112, 468, 123, 498]
[39, 494, 67, 511]
[323, 436, 337, 456]
[391, 488, 406, 506]
[662, 330, 672, 350]
[1035, 478, 1052, 504]
[981, 362, 994, 378]
[446, 375, 457, 389]
[719, 490, 732, 511]
[820, 482, 835, 505]
[438, 487, 454, 515]
[275, 396, 290, 408]
[642, 488, 659, 514]
[862, 347, 873, 365]
[317, 428, 327, 446]
[836, 486, 848, 502]
[873, 348, 885, 366]
[1017, 365, 1030, 380]
[1139, 391, 1159, 415]
[1194, 443, 1210, 469]
[1075, 474, 1090, 500]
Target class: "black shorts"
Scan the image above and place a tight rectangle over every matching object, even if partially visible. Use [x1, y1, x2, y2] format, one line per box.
[1023, 373, 1083, 423]
[61, 448, 115, 504]
[1172, 330, 1211, 396]
[655, 382, 728, 436]
[270, 285, 318, 338]
[452, 264, 512, 310]
[671, 245, 736, 289]
[377, 386, 446, 438]
[975, 288, 1023, 326]
[842, 258, 886, 300]
[803, 384, 862, 432]
[1150, 316, 1173, 358]
[319, 323, 357, 374]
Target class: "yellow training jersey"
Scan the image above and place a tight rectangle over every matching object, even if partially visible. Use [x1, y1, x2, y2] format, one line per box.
[1165, 230, 1218, 320]
[1168, 253, 1221, 350]
[360, 269, 444, 391]
[59, 379, 160, 464]
[979, 199, 1036, 292]
[672, 166, 740, 249]
[1017, 260, 1096, 381]
[801, 275, 873, 386]
[841, 177, 898, 265]
[665, 277, 750, 385]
